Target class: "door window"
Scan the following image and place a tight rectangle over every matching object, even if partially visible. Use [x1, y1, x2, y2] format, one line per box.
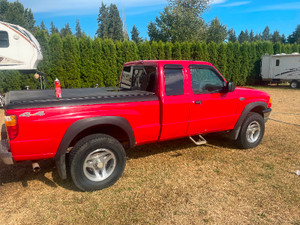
[190, 68, 224, 94]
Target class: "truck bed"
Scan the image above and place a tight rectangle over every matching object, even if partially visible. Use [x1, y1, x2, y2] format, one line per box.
[5, 87, 157, 109]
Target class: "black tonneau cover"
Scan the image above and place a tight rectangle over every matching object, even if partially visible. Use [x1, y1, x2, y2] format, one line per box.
[5, 87, 158, 110]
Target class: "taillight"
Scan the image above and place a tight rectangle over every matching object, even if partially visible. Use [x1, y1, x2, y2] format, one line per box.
[4, 115, 18, 140]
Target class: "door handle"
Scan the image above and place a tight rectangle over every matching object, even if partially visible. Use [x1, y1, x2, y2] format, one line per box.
[194, 100, 202, 104]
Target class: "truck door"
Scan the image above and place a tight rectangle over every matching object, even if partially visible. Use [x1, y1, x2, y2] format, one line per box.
[159, 64, 190, 140]
[187, 64, 238, 135]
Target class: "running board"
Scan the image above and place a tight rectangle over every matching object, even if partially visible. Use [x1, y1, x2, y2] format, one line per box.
[189, 135, 207, 146]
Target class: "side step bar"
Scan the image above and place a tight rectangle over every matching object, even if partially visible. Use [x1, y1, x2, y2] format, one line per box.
[189, 135, 207, 146]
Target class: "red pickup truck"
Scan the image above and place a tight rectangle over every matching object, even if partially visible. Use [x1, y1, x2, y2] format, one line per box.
[0, 60, 272, 191]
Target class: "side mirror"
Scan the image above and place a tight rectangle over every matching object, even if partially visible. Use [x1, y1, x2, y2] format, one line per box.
[226, 82, 235, 92]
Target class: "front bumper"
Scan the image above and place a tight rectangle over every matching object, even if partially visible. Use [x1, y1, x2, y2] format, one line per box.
[0, 139, 13, 165]
[263, 108, 272, 122]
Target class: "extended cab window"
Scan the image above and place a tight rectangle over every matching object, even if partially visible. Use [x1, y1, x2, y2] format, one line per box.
[120, 65, 157, 92]
[0, 31, 9, 48]
[190, 67, 224, 94]
[164, 66, 184, 96]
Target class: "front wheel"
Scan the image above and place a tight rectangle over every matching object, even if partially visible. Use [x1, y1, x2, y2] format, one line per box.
[69, 134, 126, 192]
[236, 112, 265, 149]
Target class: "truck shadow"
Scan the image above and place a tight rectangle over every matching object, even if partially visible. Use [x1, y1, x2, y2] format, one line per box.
[0, 135, 237, 191]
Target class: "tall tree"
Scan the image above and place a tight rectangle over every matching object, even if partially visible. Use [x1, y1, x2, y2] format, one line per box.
[206, 17, 227, 43]
[249, 30, 255, 42]
[75, 18, 82, 39]
[50, 21, 59, 34]
[63, 35, 81, 88]
[287, 24, 300, 44]
[262, 26, 271, 41]
[228, 28, 237, 43]
[272, 30, 281, 43]
[131, 25, 142, 44]
[60, 23, 72, 38]
[107, 4, 123, 41]
[96, 2, 109, 38]
[147, 0, 209, 42]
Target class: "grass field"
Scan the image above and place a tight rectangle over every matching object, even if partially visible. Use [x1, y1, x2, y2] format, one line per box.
[0, 86, 299, 225]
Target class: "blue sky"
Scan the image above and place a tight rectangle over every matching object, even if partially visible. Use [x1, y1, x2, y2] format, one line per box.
[10, 0, 300, 39]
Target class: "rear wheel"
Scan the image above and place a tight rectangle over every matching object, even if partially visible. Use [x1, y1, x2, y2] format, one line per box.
[290, 80, 298, 89]
[69, 134, 126, 192]
[236, 112, 265, 149]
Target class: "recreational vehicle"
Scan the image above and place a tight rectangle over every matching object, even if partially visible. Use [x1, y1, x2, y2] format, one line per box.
[261, 53, 300, 88]
[0, 21, 42, 71]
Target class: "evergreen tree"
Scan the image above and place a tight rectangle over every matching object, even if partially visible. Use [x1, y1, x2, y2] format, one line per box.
[172, 42, 182, 59]
[228, 28, 237, 43]
[248, 42, 257, 84]
[291, 43, 299, 52]
[273, 42, 281, 54]
[217, 43, 227, 76]
[131, 25, 142, 44]
[158, 41, 165, 59]
[164, 42, 173, 60]
[240, 42, 250, 85]
[272, 30, 281, 43]
[238, 30, 249, 43]
[207, 42, 218, 66]
[249, 30, 255, 42]
[93, 38, 105, 87]
[75, 18, 82, 39]
[138, 41, 151, 60]
[232, 42, 241, 84]
[151, 41, 159, 59]
[262, 41, 273, 55]
[281, 34, 286, 44]
[79, 35, 95, 87]
[206, 17, 227, 43]
[96, 2, 109, 38]
[226, 42, 234, 81]
[181, 42, 191, 60]
[287, 25, 300, 44]
[48, 33, 65, 85]
[262, 26, 271, 41]
[191, 41, 201, 60]
[50, 21, 59, 34]
[201, 42, 209, 61]
[60, 23, 72, 38]
[107, 4, 123, 41]
[63, 35, 81, 88]
[101, 39, 118, 86]
[147, 21, 161, 42]
[35, 29, 50, 78]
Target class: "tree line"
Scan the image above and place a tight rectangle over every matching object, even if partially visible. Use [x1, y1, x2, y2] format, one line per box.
[0, 32, 299, 92]
[0, 0, 300, 92]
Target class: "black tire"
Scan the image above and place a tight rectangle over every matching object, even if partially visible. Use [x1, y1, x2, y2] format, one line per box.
[69, 134, 126, 192]
[236, 112, 265, 149]
[290, 80, 298, 89]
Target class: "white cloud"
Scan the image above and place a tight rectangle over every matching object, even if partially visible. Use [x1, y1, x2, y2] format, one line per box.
[248, 3, 300, 12]
[220, 1, 251, 7]
[209, 0, 227, 5]
[11, 0, 167, 15]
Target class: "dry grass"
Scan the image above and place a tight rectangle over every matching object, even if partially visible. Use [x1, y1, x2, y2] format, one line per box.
[0, 86, 299, 225]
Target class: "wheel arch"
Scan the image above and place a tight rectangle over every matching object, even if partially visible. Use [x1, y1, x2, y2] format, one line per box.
[228, 101, 267, 140]
[54, 116, 135, 179]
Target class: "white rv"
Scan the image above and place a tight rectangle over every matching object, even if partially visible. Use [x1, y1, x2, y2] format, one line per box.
[0, 21, 43, 71]
[261, 53, 300, 88]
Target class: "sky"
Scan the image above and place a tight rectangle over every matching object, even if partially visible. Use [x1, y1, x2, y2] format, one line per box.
[9, 0, 300, 39]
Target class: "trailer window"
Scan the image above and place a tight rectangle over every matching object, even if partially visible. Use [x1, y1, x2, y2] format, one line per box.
[276, 59, 280, 66]
[0, 31, 9, 48]
[120, 65, 157, 92]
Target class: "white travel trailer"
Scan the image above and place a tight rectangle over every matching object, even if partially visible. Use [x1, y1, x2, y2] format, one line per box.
[0, 21, 43, 71]
[261, 53, 300, 88]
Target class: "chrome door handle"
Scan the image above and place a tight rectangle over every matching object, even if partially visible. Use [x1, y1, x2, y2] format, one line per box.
[194, 100, 202, 104]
